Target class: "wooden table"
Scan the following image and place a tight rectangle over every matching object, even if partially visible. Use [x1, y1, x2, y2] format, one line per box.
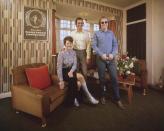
[118, 75, 135, 104]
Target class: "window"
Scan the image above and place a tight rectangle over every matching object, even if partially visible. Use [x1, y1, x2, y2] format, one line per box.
[57, 20, 73, 51]
[60, 30, 70, 41]
[60, 20, 70, 28]
[56, 18, 98, 53]
[93, 24, 99, 31]
[71, 21, 76, 30]
[83, 22, 90, 31]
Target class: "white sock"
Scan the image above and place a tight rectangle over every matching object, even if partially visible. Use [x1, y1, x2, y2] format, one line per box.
[81, 82, 99, 104]
[74, 98, 80, 107]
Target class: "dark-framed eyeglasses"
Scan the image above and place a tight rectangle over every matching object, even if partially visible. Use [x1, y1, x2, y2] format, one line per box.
[101, 21, 108, 24]
[77, 22, 84, 25]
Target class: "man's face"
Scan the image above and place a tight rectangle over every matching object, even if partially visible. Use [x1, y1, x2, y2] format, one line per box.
[100, 18, 108, 30]
[76, 19, 84, 30]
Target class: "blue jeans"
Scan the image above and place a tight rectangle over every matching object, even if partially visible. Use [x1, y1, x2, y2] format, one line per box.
[96, 56, 120, 101]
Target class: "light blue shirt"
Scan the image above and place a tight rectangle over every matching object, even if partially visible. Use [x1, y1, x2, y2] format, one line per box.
[92, 30, 118, 57]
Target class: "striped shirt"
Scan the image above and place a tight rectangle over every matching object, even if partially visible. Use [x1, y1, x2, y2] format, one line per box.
[57, 49, 77, 81]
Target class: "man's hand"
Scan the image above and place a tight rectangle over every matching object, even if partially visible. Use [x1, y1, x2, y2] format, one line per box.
[101, 54, 108, 60]
[59, 81, 64, 89]
[68, 70, 73, 78]
[108, 54, 114, 60]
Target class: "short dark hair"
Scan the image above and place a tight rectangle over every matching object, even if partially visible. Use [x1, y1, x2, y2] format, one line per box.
[75, 17, 83, 25]
[63, 36, 73, 45]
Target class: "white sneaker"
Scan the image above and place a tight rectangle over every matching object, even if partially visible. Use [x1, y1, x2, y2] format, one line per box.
[90, 97, 99, 104]
[74, 98, 80, 107]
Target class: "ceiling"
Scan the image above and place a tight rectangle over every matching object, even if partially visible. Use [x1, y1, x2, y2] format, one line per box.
[56, 4, 117, 22]
[56, 0, 143, 23]
[93, 0, 142, 8]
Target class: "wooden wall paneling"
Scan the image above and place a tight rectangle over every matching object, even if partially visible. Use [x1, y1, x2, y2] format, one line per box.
[52, 9, 56, 55]
[0, 0, 55, 94]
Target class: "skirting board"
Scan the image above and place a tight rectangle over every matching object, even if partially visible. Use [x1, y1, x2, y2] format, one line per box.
[0, 92, 11, 99]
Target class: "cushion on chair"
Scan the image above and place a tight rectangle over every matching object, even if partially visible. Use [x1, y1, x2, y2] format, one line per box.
[25, 65, 51, 90]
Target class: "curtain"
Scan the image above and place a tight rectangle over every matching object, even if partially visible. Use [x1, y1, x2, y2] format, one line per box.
[109, 20, 116, 34]
[52, 9, 56, 55]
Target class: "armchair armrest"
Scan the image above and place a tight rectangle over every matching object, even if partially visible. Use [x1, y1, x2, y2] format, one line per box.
[11, 85, 50, 117]
[12, 84, 47, 95]
[51, 75, 59, 86]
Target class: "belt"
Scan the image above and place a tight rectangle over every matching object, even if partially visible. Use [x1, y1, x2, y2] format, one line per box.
[74, 49, 86, 51]
[62, 65, 72, 69]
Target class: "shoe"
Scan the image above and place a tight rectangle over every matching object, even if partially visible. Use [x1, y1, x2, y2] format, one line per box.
[100, 97, 106, 105]
[89, 97, 99, 104]
[117, 101, 126, 110]
[74, 98, 80, 107]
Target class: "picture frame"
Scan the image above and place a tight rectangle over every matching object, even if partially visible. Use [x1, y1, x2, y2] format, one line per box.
[24, 7, 48, 40]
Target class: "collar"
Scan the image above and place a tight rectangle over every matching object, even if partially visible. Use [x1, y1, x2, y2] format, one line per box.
[75, 30, 84, 33]
[100, 29, 111, 33]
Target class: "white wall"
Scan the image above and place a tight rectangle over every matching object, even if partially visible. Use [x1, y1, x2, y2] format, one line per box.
[150, 0, 164, 84]
[147, 0, 164, 84]
[146, 0, 153, 84]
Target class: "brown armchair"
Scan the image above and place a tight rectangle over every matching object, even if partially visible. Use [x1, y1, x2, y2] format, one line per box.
[11, 63, 67, 127]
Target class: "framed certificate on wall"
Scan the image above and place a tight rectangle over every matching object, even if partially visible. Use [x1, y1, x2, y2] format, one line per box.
[24, 7, 47, 40]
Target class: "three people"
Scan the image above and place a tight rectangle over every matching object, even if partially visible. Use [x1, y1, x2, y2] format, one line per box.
[57, 36, 98, 107]
[57, 16, 125, 110]
[71, 17, 91, 78]
[92, 16, 125, 109]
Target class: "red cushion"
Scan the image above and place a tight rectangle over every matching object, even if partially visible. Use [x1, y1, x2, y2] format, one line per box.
[25, 65, 51, 90]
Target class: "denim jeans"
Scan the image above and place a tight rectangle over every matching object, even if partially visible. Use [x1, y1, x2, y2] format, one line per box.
[96, 56, 120, 101]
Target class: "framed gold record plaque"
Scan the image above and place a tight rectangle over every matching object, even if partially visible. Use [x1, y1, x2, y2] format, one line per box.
[24, 7, 47, 40]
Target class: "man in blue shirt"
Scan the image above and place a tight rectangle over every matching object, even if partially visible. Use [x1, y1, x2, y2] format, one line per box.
[92, 16, 125, 109]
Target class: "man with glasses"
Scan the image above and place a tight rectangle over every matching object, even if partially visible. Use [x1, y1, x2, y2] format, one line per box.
[92, 16, 125, 109]
[71, 17, 91, 79]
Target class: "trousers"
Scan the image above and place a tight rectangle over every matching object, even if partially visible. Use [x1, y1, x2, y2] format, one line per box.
[96, 56, 120, 101]
[62, 67, 81, 105]
[74, 49, 87, 78]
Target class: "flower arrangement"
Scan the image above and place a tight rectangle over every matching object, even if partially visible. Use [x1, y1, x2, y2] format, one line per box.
[116, 53, 138, 77]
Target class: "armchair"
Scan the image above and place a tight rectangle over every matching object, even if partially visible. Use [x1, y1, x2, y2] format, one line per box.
[11, 63, 67, 127]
